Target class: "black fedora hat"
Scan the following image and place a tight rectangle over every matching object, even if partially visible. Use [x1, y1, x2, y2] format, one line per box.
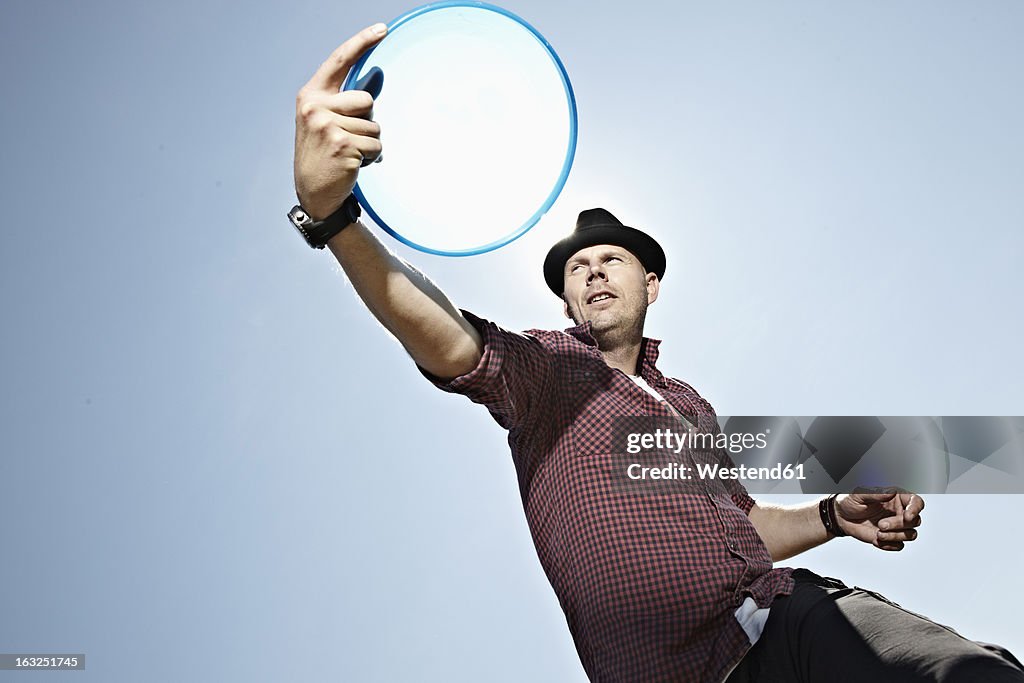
[543, 208, 666, 296]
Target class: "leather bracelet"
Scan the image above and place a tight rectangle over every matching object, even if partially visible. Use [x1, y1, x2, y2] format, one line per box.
[288, 193, 361, 249]
[819, 493, 847, 537]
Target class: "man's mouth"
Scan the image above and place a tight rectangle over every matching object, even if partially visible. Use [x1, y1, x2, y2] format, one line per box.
[587, 291, 616, 305]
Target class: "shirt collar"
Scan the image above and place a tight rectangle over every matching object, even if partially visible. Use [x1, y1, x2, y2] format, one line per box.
[562, 322, 667, 385]
[563, 320, 598, 346]
[638, 337, 666, 385]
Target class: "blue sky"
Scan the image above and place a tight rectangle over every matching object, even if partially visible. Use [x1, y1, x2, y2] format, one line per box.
[1, 1, 1022, 681]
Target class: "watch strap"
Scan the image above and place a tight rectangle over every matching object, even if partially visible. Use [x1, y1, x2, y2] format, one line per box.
[289, 193, 361, 249]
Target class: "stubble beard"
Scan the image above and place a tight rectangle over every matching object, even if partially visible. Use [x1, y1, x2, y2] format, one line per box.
[568, 297, 648, 349]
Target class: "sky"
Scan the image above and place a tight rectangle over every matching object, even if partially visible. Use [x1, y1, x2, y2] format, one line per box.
[1, 1, 1022, 681]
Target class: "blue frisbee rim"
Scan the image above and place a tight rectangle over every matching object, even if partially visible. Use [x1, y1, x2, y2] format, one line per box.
[343, 1, 578, 256]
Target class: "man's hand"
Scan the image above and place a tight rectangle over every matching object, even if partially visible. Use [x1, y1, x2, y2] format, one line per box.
[294, 23, 387, 220]
[836, 488, 925, 552]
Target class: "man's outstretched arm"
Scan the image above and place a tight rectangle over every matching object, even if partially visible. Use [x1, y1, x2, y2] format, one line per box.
[748, 491, 925, 562]
[293, 24, 482, 380]
[326, 223, 482, 380]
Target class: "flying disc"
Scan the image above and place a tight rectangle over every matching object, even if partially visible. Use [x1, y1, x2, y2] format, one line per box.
[343, 1, 578, 256]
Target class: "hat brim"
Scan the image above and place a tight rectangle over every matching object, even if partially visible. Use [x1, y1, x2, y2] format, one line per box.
[543, 224, 666, 296]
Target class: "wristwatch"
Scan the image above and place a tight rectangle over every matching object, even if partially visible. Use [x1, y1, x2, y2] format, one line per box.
[288, 193, 362, 249]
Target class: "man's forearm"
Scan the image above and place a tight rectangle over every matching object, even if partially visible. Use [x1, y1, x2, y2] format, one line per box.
[326, 220, 482, 380]
[747, 499, 833, 562]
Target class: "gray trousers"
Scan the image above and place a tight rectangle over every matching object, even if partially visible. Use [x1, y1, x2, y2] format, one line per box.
[725, 568, 1024, 683]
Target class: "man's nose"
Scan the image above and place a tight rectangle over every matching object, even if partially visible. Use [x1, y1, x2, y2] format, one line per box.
[586, 264, 607, 284]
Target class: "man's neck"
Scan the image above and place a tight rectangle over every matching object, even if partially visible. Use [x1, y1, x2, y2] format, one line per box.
[594, 332, 644, 376]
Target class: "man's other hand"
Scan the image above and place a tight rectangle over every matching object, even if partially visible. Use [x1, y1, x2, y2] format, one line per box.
[836, 488, 925, 551]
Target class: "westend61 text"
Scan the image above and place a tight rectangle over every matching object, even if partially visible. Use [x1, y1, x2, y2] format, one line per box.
[627, 462, 808, 481]
[625, 428, 769, 455]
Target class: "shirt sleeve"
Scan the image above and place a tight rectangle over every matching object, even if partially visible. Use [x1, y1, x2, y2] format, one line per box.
[417, 310, 553, 432]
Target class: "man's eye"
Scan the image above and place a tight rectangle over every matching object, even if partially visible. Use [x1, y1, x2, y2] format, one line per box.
[606, 256, 621, 263]
[570, 264, 584, 273]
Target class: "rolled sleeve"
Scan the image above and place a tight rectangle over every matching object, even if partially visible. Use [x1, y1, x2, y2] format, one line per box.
[729, 482, 756, 515]
[417, 310, 552, 431]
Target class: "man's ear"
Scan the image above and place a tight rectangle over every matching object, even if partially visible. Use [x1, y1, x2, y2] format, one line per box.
[646, 273, 660, 306]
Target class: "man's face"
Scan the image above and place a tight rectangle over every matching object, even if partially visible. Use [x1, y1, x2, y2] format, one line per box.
[561, 244, 659, 337]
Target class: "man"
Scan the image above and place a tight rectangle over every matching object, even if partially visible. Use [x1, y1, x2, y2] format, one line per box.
[290, 24, 1024, 683]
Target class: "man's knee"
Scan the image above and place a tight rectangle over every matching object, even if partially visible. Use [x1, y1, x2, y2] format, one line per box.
[942, 648, 1024, 683]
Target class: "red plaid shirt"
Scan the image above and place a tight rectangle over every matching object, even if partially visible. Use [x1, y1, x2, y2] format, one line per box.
[422, 311, 795, 682]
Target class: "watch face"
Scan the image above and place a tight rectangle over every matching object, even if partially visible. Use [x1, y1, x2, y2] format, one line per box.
[288, 206, 315, 244]
[344, 2, 577, 256]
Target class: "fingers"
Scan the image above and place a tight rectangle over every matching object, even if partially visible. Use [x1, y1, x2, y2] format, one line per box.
[876, 498, 922, 550]
[846, 489, 924, 553]
[320, 90, 377, 120]
[330, 130, 381, 164]
[877, 493, 924, 530]
[323, 114, 382, 163]
[296, 96, 382, 161]
[876, 521, 912, 551]
[903, 493, 925, 526]
[878, 541, 905, 552]
[332, 114, 380, 137]
[306, 23, 388, 92]
[877, 527, 918, 544]
[298, 89, 375, 121]
[299, 113, 382, 163]
[352, 134, 382, 164]
[878, 512, 921, 531]
[298, 104, 380, 141]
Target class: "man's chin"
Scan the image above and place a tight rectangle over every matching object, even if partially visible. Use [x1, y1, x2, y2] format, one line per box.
[571, 308, 626, 334]
[585, 312, 618, 334]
